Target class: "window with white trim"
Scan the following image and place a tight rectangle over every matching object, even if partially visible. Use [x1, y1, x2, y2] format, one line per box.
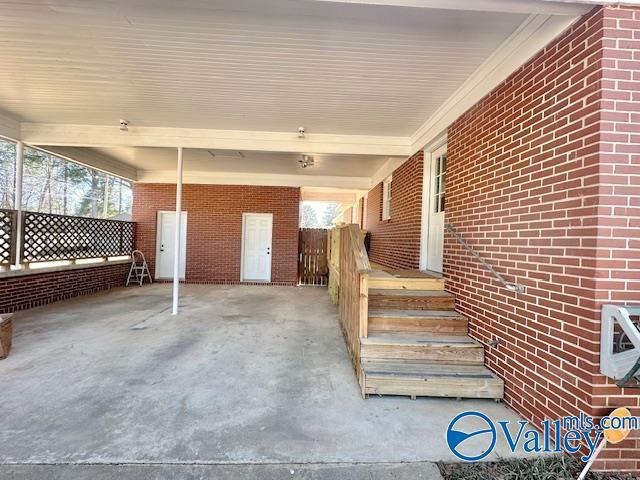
[382, 175, 392, 220]
[433, 153, 446, 213]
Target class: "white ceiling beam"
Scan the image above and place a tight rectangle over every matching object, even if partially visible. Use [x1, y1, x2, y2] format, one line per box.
[137, 170, 373, 190]
[410, 13, 577, 152]
[21, 124, 412, 157]
[301, 187, 367, 203]
[312, 0, 594, 15]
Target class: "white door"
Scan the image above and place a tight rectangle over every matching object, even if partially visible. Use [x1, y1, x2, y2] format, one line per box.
[242, 213, 273, 282]
[426, 146, 447, 273]
[156, 211, 187, 279]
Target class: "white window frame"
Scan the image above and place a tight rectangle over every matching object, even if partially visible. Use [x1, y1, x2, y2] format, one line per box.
[382, 175, 392, 221]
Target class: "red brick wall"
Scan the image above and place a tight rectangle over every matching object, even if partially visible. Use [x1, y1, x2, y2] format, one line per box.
[132, 184, 300, 284]
[343, 207, 353, 224]
[365, 151, 423, 269]
[0, 263, 130, 314]
[591, 6, 640, 471]
[446, 6, 640, 473]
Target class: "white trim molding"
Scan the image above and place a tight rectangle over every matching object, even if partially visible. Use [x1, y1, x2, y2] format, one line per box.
[312, 0, 594, 15]
[137, 170, 373, 190]
[0, 112, 20, 140]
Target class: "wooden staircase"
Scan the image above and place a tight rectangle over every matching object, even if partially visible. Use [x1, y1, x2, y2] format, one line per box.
[330, 224, 504, 401]
[360, 264, 504, 400]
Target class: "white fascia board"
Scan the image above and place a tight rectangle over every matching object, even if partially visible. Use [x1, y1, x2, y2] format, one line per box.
[312, 0, 593, 15]
[410, 13, 578, 152]
[301, 186, 366, 203]
[137, 170, 373, 190]
[0, 112, 20, 140]
[20, 124, 412, 157]
[37, 145, 138, 181]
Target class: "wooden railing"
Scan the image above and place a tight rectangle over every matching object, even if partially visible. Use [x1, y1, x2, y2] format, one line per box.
[327, 227, 341, 304]
[338, 224, 371, 392]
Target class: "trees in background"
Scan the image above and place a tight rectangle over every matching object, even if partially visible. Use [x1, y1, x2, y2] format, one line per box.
[0, 138, 132, 218]
[0, 140, 15, 209]
[301, 202, 340, 228]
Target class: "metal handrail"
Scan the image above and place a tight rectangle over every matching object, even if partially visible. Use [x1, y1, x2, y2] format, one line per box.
[445, 223, 525, 293]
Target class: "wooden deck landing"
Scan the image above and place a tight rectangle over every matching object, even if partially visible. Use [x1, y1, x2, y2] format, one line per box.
[368, 262, 444, 290]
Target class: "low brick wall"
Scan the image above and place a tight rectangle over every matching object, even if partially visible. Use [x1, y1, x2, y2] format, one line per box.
[0, 262, 131, 314]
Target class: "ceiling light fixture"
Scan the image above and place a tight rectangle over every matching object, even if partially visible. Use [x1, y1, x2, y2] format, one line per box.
[299, 155, 314, 169]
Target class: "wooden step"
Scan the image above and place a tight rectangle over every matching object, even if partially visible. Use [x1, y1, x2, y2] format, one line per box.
[368, 271, 444, 291]
[360, 333, 485, 365]
[363, 361, 504, 399]
[368, 289, 455, 311]
[368, 309, 468, 334]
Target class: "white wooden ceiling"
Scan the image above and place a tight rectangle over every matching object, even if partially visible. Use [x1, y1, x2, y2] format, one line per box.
[88, 146, 390, 177]
[0, 0, 529, 136]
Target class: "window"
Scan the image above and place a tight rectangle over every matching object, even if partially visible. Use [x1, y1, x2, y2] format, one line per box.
[433, 154, 446, 213]
[382, 175, 392, 220]
[21, 147, 133, 219]
[0, 137, 16, 209]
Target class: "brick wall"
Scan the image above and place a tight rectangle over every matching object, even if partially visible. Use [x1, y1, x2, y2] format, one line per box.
[446, 6, 640, 473]
[0, 262, 130, 314]
[343, 206, 353, 224]
[591, 6, 640, 470]
[133, 183, 300, 284]
[365, 151, 423, 270]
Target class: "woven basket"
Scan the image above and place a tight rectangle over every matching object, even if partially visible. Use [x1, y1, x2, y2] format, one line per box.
[0, 314, 13, 359]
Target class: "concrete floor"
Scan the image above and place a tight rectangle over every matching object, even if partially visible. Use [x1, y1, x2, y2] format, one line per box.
[0, 284, 533, 472]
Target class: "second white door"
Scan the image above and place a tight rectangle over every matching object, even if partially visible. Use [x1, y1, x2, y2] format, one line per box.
[242, 213, 273, 282]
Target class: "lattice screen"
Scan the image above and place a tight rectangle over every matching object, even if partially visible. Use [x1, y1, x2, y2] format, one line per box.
[0, 209, 16, 265]
[22, 211, 135, 263]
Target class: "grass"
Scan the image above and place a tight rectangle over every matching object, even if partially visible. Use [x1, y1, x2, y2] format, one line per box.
[438, 456, 638, 480]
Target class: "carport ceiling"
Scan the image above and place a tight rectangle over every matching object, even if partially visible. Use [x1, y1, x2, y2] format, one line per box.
[79, 147, 392, 178]
[0, 0, 580, 138]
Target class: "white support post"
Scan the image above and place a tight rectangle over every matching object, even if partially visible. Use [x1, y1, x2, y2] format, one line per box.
[172, 147, 184, 315]
[102, 176, 110, 219]
[14, 141, 24, 268]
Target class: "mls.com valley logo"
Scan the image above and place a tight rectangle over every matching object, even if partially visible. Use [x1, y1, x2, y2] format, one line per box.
[446, 410, 638, 462]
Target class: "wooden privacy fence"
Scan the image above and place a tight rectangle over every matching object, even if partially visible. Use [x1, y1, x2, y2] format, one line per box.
[298, 228, 329, 285]
[338, 224, 371, 393]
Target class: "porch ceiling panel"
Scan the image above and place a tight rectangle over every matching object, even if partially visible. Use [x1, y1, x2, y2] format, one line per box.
[0, 0, 528, 137]
[89, 146, 391, 178]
